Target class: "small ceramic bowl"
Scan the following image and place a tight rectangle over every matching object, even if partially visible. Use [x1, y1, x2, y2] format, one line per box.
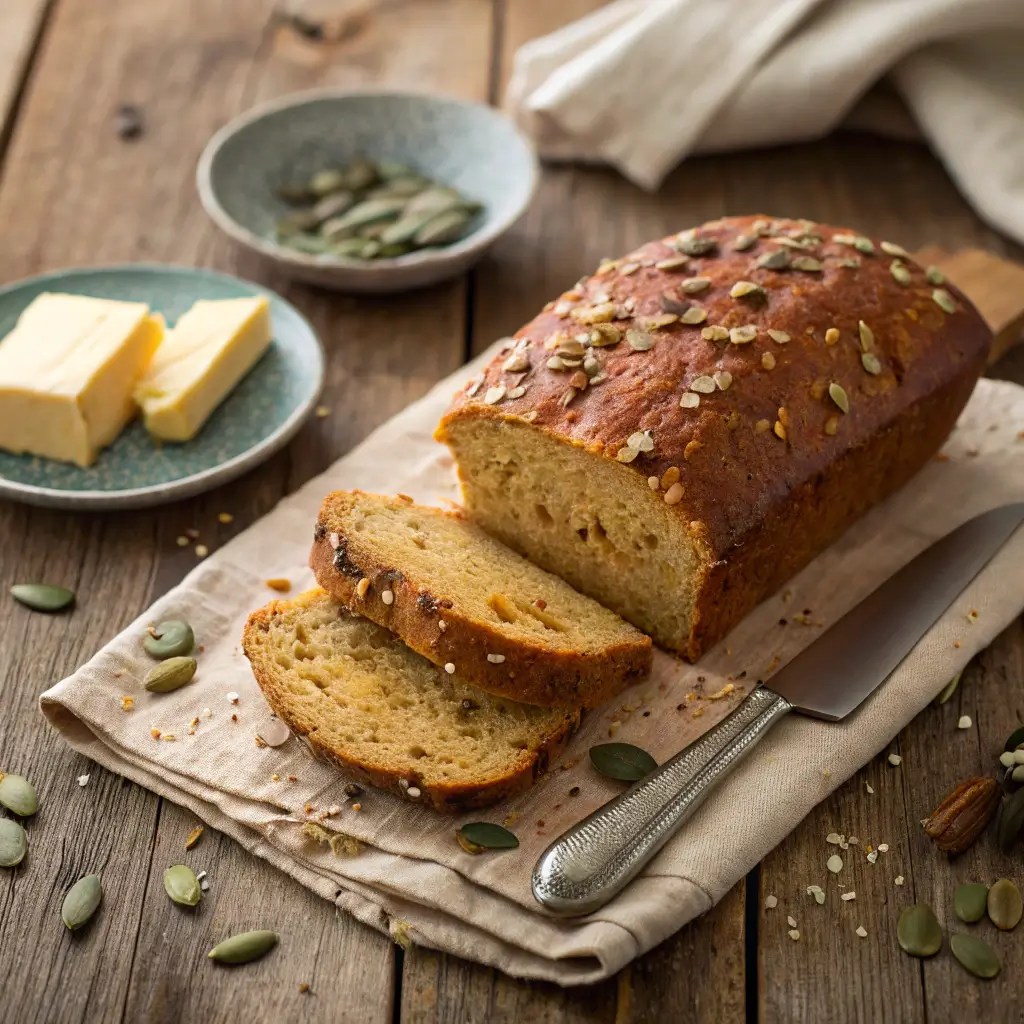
[197, 89, 539, 293]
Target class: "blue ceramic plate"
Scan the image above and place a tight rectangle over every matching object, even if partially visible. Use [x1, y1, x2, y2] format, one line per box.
[0, 264, 324, 509]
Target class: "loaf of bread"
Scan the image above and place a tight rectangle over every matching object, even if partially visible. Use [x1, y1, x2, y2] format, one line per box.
[242, 588, 579, 812]
[310, 491, 651, 708]
[437, 215, 991, 660]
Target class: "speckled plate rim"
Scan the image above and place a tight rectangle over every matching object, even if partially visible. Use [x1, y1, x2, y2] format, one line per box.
[0, 263, 325, 511]
[195, 87, 540, 276]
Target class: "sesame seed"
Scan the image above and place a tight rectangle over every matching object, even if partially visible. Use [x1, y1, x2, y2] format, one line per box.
[888, 753, 902, 765]
[355, 577, 370, 599]
[648, 475, 661, 489]
[663, 482, 684, 505]
[381, 590, 394, 605]
[958, 715, 972, 729]
[895, 875, 905, 886]
[788, 930, 800, 941]
[761, 352, 776, 370]
[487, 653, 506, 664]
[856, 925, 868, 938]
[661, 466, 680, 487]
[773, 421, 786, 440]
[787, 915, 797, 927]
[825, 328, 839, 345]
[755, 419, 771, 433]
[679, 392, 700, 409]
[315, 405, 331, 418]
[765, 895, 778, 909]
[438, 619, 447, 631]
[841, 891, 856, 901]
[444, 663, 455, 674]
[407, 787, 421, 799]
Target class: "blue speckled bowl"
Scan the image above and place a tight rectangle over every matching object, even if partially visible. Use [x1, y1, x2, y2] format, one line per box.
[196, 89, 539, 293]
[0, 265, 324, 510]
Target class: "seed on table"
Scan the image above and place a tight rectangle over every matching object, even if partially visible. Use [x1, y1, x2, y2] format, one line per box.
[10, 583, 75, 612]
[164, 864, 202, 906]
[897, 903, 942, 957]
[61, 875, 103, 931]
[208, 930, 279, 964]
[987, 878, 1023, 930]
[954, 883, 989, 923]
[0, 773, 38, 817]
[0, 818, 28, 867]
[950, 933, 1001, 979]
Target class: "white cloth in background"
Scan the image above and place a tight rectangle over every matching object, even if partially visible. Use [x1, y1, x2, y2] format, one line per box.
[506, 0, 1024, 245]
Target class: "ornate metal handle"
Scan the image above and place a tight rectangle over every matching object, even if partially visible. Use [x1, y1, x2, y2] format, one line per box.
[532, 686, 791, 916]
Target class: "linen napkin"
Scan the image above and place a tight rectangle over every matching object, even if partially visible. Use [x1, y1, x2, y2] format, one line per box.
[41, 345, 1024, 985]
[506, 0, 1024, 246]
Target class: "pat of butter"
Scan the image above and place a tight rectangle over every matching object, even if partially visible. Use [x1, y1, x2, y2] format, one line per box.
[0, 292, 164, 467]
[134, 296, 272, 442]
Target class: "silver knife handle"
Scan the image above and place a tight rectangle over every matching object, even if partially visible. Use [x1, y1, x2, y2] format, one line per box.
[532, 686, 791, 916]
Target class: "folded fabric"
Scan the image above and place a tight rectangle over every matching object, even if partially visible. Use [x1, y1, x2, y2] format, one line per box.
[506, 0, 1024, 246]
[41, 345, 1024, 985]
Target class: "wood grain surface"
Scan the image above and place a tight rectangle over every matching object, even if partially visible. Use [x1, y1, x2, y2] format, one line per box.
[0, 2, 1022, 1023]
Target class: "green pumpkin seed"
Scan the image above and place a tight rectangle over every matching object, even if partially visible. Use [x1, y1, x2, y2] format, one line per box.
[0, 818, 28, 866]
[954, 883, 989, 923]
[933, 288, 957, 315]
[276, 209, 321, 235]
[320, 217, 359, 242]
[11, 583, 75, 612]
[62, 875, 102, 930]
[377, 243, 413, 259]
[329, 238, 372, 258]
[369, 177, 429, 199]
[897, 903, 942, 957]
[208, 930, 278, 964]
[143, 620, 194, 660]
[379, 210, 440, 246]
[933, 671, 961, 706]
[589, 742, 658, 782]
[455, 822, 519, 854]
[143, 656, 197, 694]
[377, 160, 415, 180]
[310, 190, 356, 224]
[414, 208, 472, 246]
[0, 773, 38, 817]
[828, 382, 849, 414]
[361, 240, 382, 259]
[951, 933, 1001, 979]
[987, 878, 1022, 930]
[404, 187, 464, 218]
[308, 169, 347, 197]
[285, 232, 332, 255]
[343, 157, 378, 191]
[163, 864, 201, 906]
[328, 197, 407, 233]
[997, 787, 1024, 850]
[1003, 726, 1024, 752]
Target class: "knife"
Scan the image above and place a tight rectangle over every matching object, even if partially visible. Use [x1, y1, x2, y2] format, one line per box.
[532, 502, 1024, 916]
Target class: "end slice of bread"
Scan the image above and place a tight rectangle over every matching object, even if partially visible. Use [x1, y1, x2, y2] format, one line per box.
[242, 589, 579, 812]
[309, 491, 652, 709]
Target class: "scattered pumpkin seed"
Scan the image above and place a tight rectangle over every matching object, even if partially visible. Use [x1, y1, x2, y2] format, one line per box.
[890, 260, 911, 285]
[0, 773, 38, 817]
[861, 353, 882, 375]
[791, 256, 823, 273]
[680, 306, 707, 324]
[755, 249, 791, 271]
[455, 822, 519, 854]
[954, 882, 989, 923]
[681, 277, 711, 294]
[143, 620, 194, 660]
[415, 208, 472, 246]
[858, 321, 874, 351]
[987, 878, 1022, 930]
[702, 326, 729, 342]
[729, 325, 757, 344]
[62, 875, 102, 931]
[655, 256, 689, 272]
[932, 288, 957, 314]
[185, 826, 205, 850]
[309, 169, 348, 196]
[925, 266, 945, 286]
[853, 237, 876, 255]
[897, 903, 942, 957]
[143, 656, 197, 694]
[626, 329, 654, 351]
[880, 241, 909, 257]
[951, 933, 1001, 978]
[208, 930, 278, 964]
[589, 742, 657, 782]
[0, 818, 28, 866]
[732, 234, 756, 251]
[828, 382, 849, 413]
[164, 864, 201, 906]
[674, 231, 717, 257]
[934, 671, 961, 705]
[11, 583, 75, 612]
[767, 329, 790, 344]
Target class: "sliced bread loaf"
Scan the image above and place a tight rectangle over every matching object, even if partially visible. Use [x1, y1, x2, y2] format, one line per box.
[309, 491, 652, 709]
[242, 588, 579, 812]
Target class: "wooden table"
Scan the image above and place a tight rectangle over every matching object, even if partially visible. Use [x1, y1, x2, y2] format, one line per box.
[2, 2, 1023, 1022]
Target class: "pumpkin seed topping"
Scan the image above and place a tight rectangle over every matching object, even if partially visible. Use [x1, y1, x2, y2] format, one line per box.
[483, 385, 506, 405]
[11, 583, 75, 613]
[713, 370, 732, 390]
[619, 262, 640, 276]
[690, 375, 716, 394]
[791, 256, 823, 272]
[702, 326, 729, 341]
[616, 430, 654, 462]
[679, 392, 700, 409]
[925, 265, 945, 285]
[951, 933, 1001, 979]
[861, 353, 882, 375]
[627, 329, 654, 351]
[655, 256, 689, 272]
[880, 241, 910, 257]
[732, 233, 756, 251]
[932, 288, 957, 314]
[681, 277, 711, 294]
[853, 237, 876, 255]
[838, 257, 861, 269]
[954, 883, 989, 923]
[660, 294, 690, 316]
[828, 382, 850, 413]
[590, 742, 657, 781]
[767, 329, 790, 344]
[680, 306, 708, 324]
[673, 231, 718, 257]
[890, 260, 911, 285]
[730, 280, 765, 300]
[644, 313, 680, 330]
[456, 822, 519, 853]
[832, 233, 858, 245]
[898, 904, 942, 957]
[729, 325, 758, 344]
[755, 248, 791, 271]
[858, 320, 874, 351]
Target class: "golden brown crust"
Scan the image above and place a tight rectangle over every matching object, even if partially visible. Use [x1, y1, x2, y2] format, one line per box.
[241, 596, 579, 813]
[310, 492, 651, 709]
[437, 215, 992, 659]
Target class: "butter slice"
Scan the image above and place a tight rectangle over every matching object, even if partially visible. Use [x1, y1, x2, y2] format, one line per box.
[0, 293, 164, 467]
[134, 296, 272, 442]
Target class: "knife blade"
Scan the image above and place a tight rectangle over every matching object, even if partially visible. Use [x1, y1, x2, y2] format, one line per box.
[532, 503, 1024, 916]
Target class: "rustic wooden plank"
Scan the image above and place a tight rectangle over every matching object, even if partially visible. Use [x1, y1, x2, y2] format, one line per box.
[0, 0, 49, 144]
[0, 0, 491, 1022]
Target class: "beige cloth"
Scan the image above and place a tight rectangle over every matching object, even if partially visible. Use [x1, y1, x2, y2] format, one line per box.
[41, 345, 1024, 985]
[506, 0, 1024, 246]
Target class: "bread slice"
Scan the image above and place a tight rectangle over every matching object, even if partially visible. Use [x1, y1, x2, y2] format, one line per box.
[309, 491, 652, 709]
[242, 588, 579, 812]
